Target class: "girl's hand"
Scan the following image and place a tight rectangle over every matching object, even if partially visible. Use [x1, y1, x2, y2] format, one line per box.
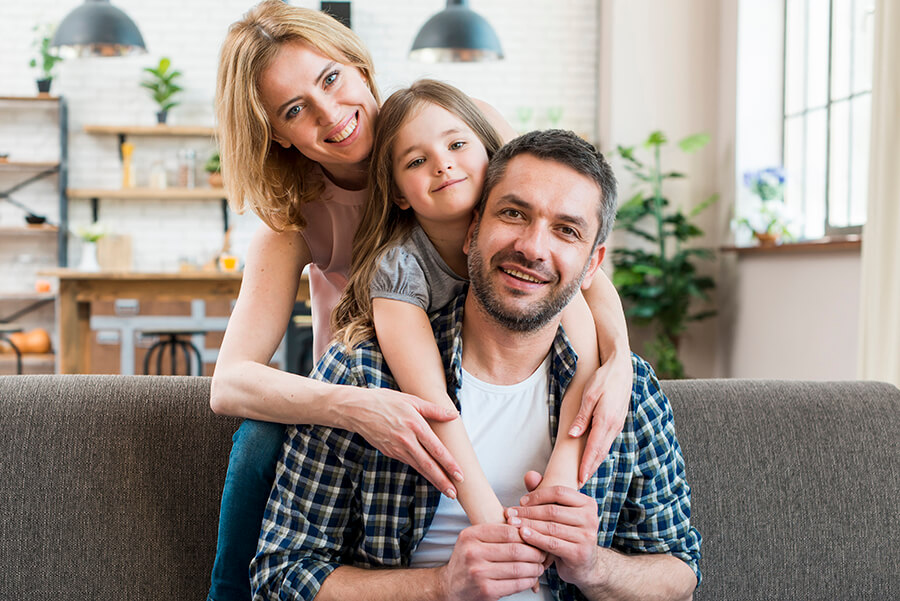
[567, 351, 633, 485]
[339, 387, 464, 498]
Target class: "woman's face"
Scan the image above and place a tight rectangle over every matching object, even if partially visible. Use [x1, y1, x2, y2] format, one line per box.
[258, 40, 378, 183]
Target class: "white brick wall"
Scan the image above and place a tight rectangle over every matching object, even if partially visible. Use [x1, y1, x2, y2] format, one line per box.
[1, 0, 598, 283]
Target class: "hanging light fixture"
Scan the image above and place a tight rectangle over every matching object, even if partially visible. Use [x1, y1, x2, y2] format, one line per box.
[409, 0, 503, 63]
[51, 0, 147, 58]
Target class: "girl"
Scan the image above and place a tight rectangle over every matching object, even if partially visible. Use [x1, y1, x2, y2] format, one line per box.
[333, 79, 623, 525]
[210, 3, 632, 599]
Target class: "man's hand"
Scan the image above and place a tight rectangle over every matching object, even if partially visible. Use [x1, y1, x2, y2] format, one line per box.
[440, 523, 548, 601]
[506, 471, 604, 589]
[568, 352, 632, 485]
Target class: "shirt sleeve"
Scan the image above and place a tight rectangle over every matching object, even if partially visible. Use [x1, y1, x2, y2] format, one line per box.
[612, 355, 703, 584]
[250, 346, 368, 600]
[370, 244, 431, 311]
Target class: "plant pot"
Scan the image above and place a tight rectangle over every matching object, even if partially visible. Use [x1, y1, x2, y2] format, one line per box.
[156, 110, 168, 124]
[36, 78, 52, 96]
[78, 241, 101, 272]
[207, 172, 223, 188]
[754, 231, 779, 246]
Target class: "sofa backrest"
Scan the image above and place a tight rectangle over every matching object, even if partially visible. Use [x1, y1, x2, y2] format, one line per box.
[0, 375, 238, 601]
[1, 375, 898, 600]
[665, 379, 900, 600]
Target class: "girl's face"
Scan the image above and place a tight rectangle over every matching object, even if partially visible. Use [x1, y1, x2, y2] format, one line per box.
[391, 103, 490, 229]
[258, 40, 378, 185]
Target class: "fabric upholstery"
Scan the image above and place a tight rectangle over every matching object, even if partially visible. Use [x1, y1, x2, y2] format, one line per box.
[0, 375, 898, 600]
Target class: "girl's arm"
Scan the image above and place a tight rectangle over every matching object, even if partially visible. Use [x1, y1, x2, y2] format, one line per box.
[540, 269, 632, 489]
[373, 297, 506, 524]
[210, 224, 463, 497]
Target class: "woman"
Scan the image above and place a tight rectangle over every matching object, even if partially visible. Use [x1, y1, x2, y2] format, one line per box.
[208, 3, 633, 600]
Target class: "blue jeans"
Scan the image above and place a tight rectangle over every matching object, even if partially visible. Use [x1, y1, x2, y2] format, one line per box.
[207, 419, 285, 601]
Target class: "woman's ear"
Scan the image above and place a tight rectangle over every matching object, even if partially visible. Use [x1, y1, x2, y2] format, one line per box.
[272, 134, 291, 149]
[393, 195, 411, 210]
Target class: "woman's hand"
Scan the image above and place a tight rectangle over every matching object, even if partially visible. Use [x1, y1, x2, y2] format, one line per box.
[338, 387, 464, 498]
[567, 351, 633, 485]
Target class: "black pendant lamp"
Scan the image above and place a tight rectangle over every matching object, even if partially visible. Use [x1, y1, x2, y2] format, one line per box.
[409, 0, 503, 63]
[51, 0, 147, 57]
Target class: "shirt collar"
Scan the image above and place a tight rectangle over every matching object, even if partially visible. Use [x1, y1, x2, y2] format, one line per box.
[440, 292, 578, 405]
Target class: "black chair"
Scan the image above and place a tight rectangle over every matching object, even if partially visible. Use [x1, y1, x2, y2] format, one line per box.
[0, 325, 23, 375]
[141, 328, 205, 375]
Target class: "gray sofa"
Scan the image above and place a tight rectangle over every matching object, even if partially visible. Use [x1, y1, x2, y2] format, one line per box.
[1, 375, 898, 600]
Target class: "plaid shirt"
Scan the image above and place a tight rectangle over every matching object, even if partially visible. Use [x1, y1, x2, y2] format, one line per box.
[251, 294, 701, 600]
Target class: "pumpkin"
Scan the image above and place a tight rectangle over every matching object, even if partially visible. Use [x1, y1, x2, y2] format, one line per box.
[1, 328, 52, 354]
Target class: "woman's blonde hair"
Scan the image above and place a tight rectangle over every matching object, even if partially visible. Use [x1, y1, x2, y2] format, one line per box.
[215, 0, 380, 231]
[332, 79, 505, 347]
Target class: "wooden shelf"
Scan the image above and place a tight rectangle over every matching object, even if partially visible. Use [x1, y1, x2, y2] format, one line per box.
[0, 161, 59, 171]
[0, 352, 55, 375]
[83, 124, 216, 137]
[0, 95, 60, 103]
[721, 235, 862, 256]
[0, 224, 59, 234]
[0, 292, 55, 301]
[68, 187, 226, 200]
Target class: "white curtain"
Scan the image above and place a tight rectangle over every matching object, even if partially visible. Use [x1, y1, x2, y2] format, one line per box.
[858, 0, 900, 386]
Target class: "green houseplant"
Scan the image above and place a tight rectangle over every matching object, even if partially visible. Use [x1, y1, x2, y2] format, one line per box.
[612, 131, 717, 379]
[204, 150, 222, 187]
[141, 57, 183, 124]
[734, 166, 793, 246]
[29, 24, 63, 95]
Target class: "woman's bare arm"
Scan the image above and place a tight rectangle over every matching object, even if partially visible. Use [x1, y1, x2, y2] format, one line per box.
[210, 224, 463, 495]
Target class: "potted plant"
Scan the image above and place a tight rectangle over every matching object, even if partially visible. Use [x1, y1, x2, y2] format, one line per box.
[611, 131, 718, 379]
[734, 167, 793, 246]
[29, 24, 63, 95]
[204, 150, 222, 187]
[141, 57, 182, 124]
[74, 222, 108, 272]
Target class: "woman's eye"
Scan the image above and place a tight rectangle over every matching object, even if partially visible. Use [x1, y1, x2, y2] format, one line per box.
[324, 71, 339, 86]
[407, 158, 425, 168]
[286, 105, 303, 119]
[450, 141, 466, 150]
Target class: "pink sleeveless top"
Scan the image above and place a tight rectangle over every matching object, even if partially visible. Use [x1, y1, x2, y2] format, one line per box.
[298, 172, 368, 361]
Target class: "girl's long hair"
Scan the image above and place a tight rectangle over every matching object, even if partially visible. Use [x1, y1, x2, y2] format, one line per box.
[215, 0, 380, 232]
[331, 79, 504, 347]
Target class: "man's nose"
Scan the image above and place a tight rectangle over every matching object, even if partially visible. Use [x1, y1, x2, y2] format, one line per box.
[513, 222, 549, 261]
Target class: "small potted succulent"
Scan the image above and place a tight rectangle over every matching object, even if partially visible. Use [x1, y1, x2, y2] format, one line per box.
[141, 57, 183, 124]
[734, 167, 794, 246]
[29, 24, 63, 95]
[204, 150, 222, 187]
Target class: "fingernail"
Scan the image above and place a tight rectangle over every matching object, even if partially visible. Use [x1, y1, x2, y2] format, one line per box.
[453, 471, 464, 483]
[507, 508, 517, 517]
[445, 488, 457, 499]
[520, 496, 529, 506]
[522, 527, 532, 537]
[509, 517, 521, 525]
[445, 409, 458, 418]
[569, 426, 581, 436]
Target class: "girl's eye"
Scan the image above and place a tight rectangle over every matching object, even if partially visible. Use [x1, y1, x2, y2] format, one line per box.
[324, 71, 339, 86]
[449, 141, 466, 150]
[407, 158, 425, 169]
[285, 105, 303, 120]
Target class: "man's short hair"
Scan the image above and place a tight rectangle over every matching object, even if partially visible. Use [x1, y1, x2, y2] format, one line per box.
[476, 129, 618, 247]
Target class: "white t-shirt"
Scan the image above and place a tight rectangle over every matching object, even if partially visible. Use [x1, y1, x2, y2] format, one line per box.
[409, 355, 555, 601]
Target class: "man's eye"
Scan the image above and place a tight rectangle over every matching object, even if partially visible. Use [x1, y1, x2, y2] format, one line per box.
[501, 208, 522, 219]
[407, 158, 425, 168]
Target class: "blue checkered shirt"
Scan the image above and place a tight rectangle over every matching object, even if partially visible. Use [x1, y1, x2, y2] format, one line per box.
[251, 294, 701, 600]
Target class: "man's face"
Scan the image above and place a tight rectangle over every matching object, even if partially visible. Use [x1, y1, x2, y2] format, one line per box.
[464, 154, 606, 332]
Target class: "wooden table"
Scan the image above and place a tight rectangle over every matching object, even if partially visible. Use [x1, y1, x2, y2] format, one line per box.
[40, 270, 309, 374]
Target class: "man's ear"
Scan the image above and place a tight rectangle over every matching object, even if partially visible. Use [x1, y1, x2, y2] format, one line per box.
[580, 244, 606, 290]
[463, 211, 480, 255]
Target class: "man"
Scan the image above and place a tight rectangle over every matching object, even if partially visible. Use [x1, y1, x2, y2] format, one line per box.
[251, 130, 701, 601]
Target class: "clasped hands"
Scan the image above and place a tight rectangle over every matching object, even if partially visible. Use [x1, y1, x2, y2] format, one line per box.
[440, 471, 601, 601]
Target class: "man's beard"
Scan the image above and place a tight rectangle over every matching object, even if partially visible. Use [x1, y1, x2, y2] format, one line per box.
[467, 222, 588, 333]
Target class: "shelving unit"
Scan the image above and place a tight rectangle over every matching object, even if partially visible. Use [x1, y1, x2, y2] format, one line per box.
[78, 123, 227, 229]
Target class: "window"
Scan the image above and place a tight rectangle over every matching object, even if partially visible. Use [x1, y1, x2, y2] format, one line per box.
[782, 0, 876, 239]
